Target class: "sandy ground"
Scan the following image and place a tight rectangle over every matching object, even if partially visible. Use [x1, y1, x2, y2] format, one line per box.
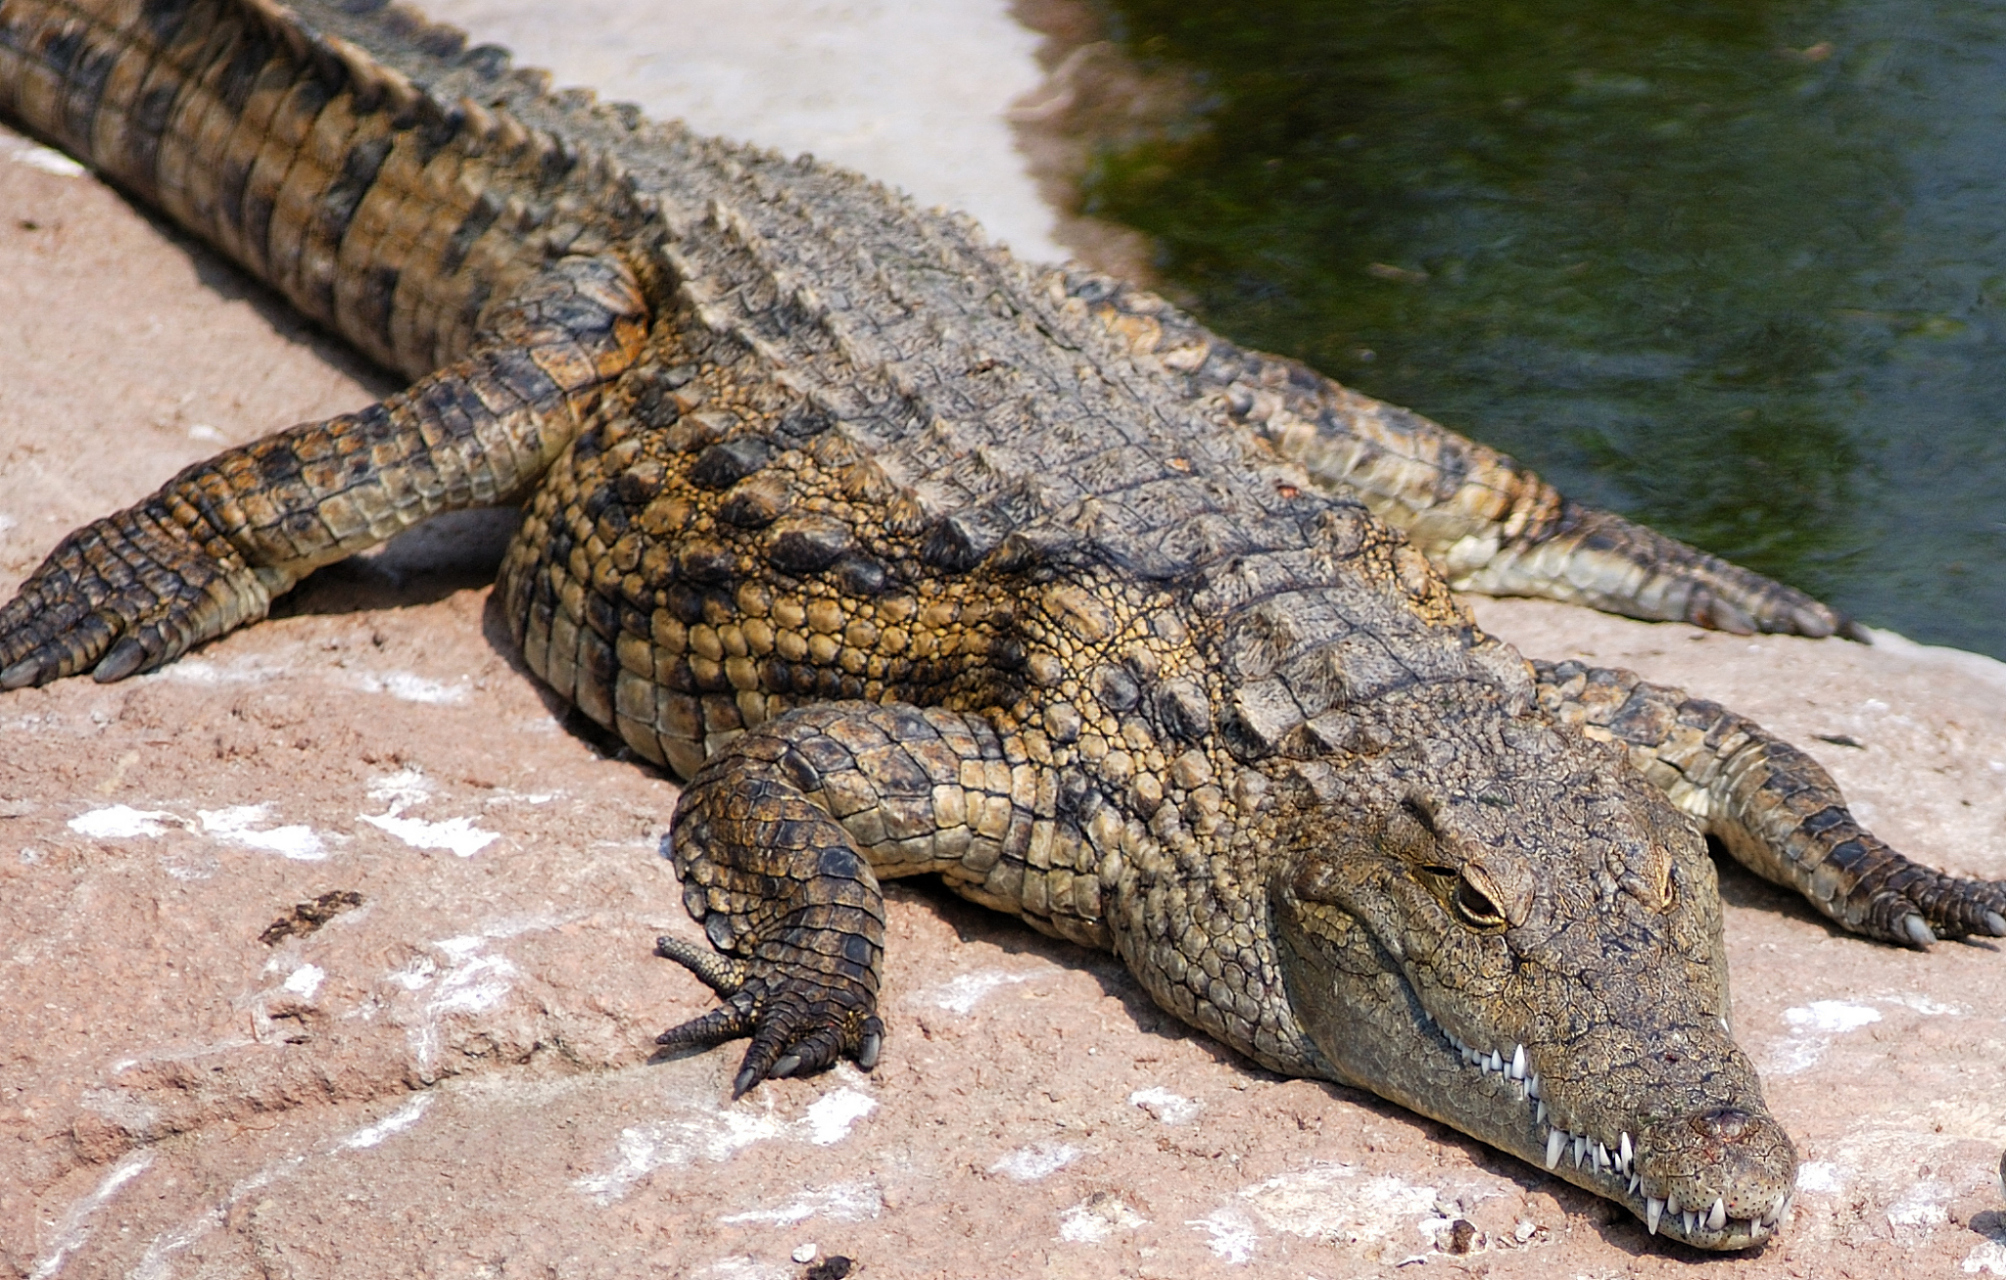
[3, 4, 2006, 1277]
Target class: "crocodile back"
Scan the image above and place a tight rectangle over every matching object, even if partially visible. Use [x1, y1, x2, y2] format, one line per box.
[0, 0, 1529, 777]
[0, 0, 650, 376]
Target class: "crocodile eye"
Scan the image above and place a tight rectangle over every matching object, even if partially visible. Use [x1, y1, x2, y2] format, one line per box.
[1452, 876, 1506, 930]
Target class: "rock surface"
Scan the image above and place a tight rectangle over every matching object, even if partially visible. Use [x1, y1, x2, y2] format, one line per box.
[4, 6, 2006, 1276]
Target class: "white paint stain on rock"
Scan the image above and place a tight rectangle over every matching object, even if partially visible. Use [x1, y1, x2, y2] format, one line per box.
[717, 1181, 883, 1226]
[352, 669, 470, 704]
[1967, 1238, 2006, 1275]
[68, 802, 331, 859]
[68, 805, 176, 839]
[278, 964, 325, 1001]
[801, 1086, 876, 1145]
[1883, 992, 1964, 1016]
[387, 934, 524, 1073]
[425, 951, 517, 1018]
[989, 1142, 1080, 1181]
[363, 811, 499, 856]
[1240, 1161, 1442, 1256]
[1129, 1085, 1199, 1124]
[1058, 1194, 1147, 1243]
[361, 769, 499, 856]
[1186, 1206, 1258, 1264]
[132, 1090, 435, 1279]
[340, 1096, 433, 1150]
[575, 1083, 877, 1205]
[1768, 1000, 1882, 1075]
[28, 1151, 154, 1280]
[575, 1108, 790, 1204]
[156, 656, 282, 686]
[1796, 1160, 1845, 1193]
[1886, 1179, 1953, 1228]
[927, 968, 1031, 1014]
[696, 1257, 791, 1280]
[199, 804, 327, 860]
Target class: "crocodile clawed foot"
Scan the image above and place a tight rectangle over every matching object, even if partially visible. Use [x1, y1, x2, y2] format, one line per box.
[1851, 863, 2006, 948]
[654, 934, 884, 1097]
[0, 501, 280, 688]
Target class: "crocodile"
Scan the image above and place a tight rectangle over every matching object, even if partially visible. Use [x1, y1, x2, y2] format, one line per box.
[2, 0, 2002, 1252]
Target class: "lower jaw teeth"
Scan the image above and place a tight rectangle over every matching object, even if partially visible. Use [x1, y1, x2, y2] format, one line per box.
[1450, 1034, 1769, 1243]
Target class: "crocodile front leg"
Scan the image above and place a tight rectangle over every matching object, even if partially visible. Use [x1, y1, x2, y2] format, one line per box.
[659, 699, 1110, 1095]
[0, 252, 646, 687]
[1534, 658, 2006, 945]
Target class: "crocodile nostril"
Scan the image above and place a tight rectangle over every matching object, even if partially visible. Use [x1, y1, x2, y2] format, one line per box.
[1688, 1107, 1757, 1142]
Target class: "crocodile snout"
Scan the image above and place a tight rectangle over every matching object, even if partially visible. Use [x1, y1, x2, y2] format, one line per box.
[1635, 1105, 1796, 1243]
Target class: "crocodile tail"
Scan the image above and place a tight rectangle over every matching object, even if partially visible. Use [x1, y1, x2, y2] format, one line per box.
[0, 0, 653, 378]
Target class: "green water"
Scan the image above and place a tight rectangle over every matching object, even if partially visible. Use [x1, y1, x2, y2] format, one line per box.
[1087, 0, 2006, 657]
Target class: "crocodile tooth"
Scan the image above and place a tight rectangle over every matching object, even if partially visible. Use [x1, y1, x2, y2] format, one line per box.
[1535, 1100, 1547, 1125]
[1545, 1128, 1567, 1169]
[1619, 1131, 1632, 1171]
[1595, 1141, 1610, 1171]
[1666, 1193, 1680, 1217]
[1628, 1173, 1641, 1196]
[1508, 1043, 1526, 1080]
[1526, 1073, 1541, 1100]
[1682, 1210, 1698, 1237]
[1487, 1049, 1503, 1074]
[1573, 1133, 1588, 1168]
[1706, 1198, 1726, 1231]
[1645, 1198, 1664, 1235]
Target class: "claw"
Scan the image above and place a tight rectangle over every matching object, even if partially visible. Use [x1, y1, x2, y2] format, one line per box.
[771, 1053, 803, 1078]
[1901, 913, 1936, 949]
[0, 658, 41, 690]
[92, 634, 148, 683]
[857, 1023, 883, 1072]
[1984, 911, 2006, 937]
[731, 1029, 794, 1098]
[657, 1000, 755, 1051]
[732, 1062, 765, 1099]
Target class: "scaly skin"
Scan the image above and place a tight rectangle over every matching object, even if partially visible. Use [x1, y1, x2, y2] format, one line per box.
[1, 0, 1999, 1250]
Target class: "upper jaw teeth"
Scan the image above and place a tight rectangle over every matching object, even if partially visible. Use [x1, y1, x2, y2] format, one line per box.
[1436, 1021, 1788, 1242]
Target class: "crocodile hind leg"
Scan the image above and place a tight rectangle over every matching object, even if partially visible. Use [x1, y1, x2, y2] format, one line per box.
[1534, 658, 2006, 945]
[659, 700, 1101, 1095]
[0, 253, 647, 688]
[1073, 277, 1854, 639]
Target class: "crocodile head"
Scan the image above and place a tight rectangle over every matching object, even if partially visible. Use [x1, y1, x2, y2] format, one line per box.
[1268, 702, 1795, 1250]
